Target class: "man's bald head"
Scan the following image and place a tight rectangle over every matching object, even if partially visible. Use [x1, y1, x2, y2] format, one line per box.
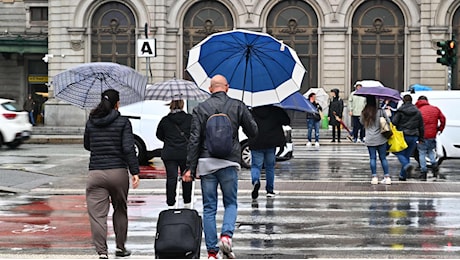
[209, 74, 229, 93]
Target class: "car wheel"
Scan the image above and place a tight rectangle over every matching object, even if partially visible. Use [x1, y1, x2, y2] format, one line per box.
[6, 140, 21, 149]
[240, 141, 251, 169]
[134, 138, 148, 166]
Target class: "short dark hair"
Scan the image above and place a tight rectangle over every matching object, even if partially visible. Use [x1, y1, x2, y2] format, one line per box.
[418, 95, 428, 101]
[308, 93, 316, 99]
[403, 94, 412, 103]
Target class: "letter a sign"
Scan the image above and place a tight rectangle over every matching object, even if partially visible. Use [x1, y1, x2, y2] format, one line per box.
[137, 39, 156, 57]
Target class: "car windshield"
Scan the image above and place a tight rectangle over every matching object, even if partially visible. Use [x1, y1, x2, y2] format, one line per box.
[2, 101, 21, 112]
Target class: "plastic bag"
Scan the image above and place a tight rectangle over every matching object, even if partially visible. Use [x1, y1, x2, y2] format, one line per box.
[387, 123, 408, 153]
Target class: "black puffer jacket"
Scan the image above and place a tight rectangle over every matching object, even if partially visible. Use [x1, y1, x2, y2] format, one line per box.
[248, 105, 290, 150]
[186, 91, 258, 176]
[392, 102, 425, 141]
[84, 110, 139, 175]
[156, 111, 192, 161]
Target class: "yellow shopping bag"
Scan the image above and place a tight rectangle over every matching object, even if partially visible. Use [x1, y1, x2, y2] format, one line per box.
[387, 123, 408, 153]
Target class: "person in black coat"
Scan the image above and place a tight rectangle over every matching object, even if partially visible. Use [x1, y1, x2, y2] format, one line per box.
[328, 88, 344, 142]
[156, 99, 192, 208]
[249, 105, 290, 199]
[84, 89, 139, 259]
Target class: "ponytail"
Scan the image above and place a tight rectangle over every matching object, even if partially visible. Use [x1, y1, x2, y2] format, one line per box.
[90, 89, 120, 118]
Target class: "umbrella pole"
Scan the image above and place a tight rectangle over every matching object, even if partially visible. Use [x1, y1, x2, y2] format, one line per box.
[242, 47, 251, 103]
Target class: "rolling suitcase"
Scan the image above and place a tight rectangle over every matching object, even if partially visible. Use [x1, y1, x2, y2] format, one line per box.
[154, 177, 202, 259]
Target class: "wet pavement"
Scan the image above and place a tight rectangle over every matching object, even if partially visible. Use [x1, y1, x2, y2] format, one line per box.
[0, 143, 460, 258]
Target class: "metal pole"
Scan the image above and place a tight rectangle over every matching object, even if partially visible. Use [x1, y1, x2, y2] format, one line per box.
[145, 23, 149, 81]
[448, 65, 452, 90]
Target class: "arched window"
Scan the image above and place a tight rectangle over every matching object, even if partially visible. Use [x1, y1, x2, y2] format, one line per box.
[451, 9, 460, 90]
[352, 0, 405, 91]
[183, 1, 234, 79]
[267, 0, 318, 92]
[91, 2, 136, 67]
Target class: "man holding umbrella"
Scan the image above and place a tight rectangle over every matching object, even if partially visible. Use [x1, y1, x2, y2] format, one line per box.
[182, 75, 258, 259]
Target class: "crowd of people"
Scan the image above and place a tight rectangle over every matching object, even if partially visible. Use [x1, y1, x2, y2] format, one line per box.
[81, 77, 446, 259]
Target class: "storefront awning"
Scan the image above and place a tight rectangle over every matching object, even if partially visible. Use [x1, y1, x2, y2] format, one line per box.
[0, 37, 48, 54]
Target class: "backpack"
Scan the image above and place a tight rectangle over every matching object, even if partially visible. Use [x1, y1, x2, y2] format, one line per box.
[202, 101, 234, 158]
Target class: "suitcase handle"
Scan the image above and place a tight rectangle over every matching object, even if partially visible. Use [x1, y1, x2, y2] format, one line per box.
[175, 176, 196, 209]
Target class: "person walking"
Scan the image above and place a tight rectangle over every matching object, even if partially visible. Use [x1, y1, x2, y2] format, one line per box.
[182, 75, 258, 259]
[360, 96, 391, 185]
[306, 93, 323, 148]
[156, 99, 193, 208]
[349, 83, 366, 143]
[392, 94, 424, 181]
[83, 89, 140, 259]
[249, 105, 290, 199]
[23, 94, 35, 126]
[328, 88, 344, 142]
[415, 95, 446, 180]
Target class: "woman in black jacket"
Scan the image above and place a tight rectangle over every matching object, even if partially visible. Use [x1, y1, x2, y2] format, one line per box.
[84, 89, 140, 259]
[156, 99, 192, 208]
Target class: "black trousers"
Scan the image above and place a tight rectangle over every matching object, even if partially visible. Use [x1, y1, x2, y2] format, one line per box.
[331, 124, 341, 141]
[163, 159, 192, 206]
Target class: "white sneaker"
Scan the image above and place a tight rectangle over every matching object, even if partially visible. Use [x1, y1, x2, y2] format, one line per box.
[315, 142, 320, 148]
[381, 177, 392, 185]
[306, 142, 312, 147]
[371, 176, 378, 185]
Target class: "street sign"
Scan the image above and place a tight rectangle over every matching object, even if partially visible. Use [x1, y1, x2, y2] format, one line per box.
[137, 39, 156, 57]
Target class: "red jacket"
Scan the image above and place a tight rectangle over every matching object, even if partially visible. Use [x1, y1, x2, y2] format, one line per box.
[415, 100, 446, 139]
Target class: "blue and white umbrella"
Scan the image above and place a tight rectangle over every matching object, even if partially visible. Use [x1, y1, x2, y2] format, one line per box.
[276, 92, 318, 113]
[186, 29, 306, 107]
[53, 62, 147, 109]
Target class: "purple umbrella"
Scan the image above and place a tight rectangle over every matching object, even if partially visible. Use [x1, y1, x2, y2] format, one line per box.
[354, 85, 401, 101]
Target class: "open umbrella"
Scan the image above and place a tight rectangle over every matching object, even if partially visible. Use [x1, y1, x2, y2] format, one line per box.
[354, 84, 401, 101]
[144, 78, 210, 101]
[276, 92, 318, 113]
[53, 62, 147, 109]
[354, 80, 384, 88]
[303, 88, 328, 110]
[186, 29, 306, 107]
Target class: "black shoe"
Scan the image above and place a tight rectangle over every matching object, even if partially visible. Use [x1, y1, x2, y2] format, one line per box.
[419, 172, 427, 181]
[399, 177, 407, 181]
[251, 182, 260, 200]
[405, 164, 414, 177]
[115, 249, 131, 257]
[432, 165, 439, 178]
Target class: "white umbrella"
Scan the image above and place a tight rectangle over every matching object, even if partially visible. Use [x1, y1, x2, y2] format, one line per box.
[303, 88, 329, 110]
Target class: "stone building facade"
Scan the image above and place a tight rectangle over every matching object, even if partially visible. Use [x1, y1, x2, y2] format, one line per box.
[1, 0, 460, 126]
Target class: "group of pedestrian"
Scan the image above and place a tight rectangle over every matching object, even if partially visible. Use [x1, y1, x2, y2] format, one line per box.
[361, 93, 445, 185]
[82, 77, 445, 259]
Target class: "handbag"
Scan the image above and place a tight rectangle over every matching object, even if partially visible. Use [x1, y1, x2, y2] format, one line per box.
[379, 110, 393, 139]
[387, 123, 408, 153]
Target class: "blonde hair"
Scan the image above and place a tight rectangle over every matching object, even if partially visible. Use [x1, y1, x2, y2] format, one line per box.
[169, 100, 184, 110]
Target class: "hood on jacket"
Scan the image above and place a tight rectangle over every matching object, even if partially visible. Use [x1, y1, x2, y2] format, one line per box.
[90, 110, 120, 127]
[331, 88, 340, 101]
[398, 102, 420, 116]
[415, 99, 429, 109]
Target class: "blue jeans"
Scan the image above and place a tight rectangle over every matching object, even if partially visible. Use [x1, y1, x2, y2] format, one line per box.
[28, 111, 35, 125]
[200, 167, 238, 253]
[394, 135, 418, 178]
[417, 138, 437, 173]
[307, 119, 320, 142]
[251, 148, 276, 193]
[367, 144, 389, 177]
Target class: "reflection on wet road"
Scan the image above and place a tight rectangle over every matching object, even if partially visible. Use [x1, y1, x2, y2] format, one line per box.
[0, 193, 459, 258]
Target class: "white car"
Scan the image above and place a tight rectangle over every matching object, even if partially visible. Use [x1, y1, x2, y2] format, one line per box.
[119, 100, 293, 167]
[0, 98, 33, 148]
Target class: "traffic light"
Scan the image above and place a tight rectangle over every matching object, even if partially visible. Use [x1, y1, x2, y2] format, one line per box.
[447, 40, 457, 66]
[436, 41, 450, 66]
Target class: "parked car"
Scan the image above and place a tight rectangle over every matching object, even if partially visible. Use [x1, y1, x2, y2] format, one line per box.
[118, 100, 294, 167]
[0, 98, 33, 148]
[403, 90, 460, 166]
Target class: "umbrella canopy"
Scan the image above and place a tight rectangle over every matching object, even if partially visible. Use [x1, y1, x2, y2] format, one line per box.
[276, 92, 318, 113]
[409, 83, 432, 92]
[53, 62, 147, 109]
[145, 78, 210, 101]
[186, 29, 306, 107]
[354, 85, 401, 101]
[303, 88, 329, 110]
[354, 80, 384, 88]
